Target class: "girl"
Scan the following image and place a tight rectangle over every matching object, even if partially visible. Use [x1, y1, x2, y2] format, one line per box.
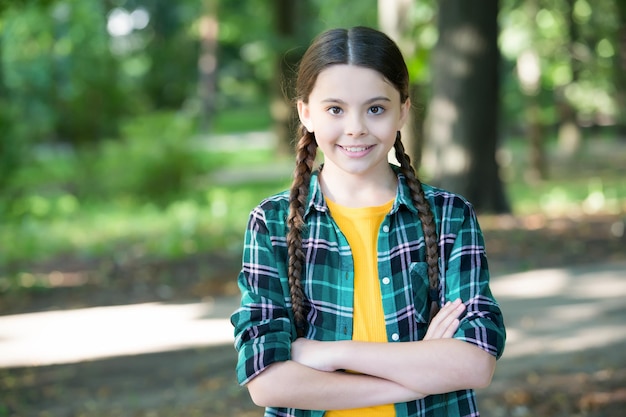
[231, 26, 506, 417]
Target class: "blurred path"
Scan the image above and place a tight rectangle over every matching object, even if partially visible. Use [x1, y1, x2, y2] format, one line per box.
[488, 262, 626, 379]
[0, 262, 625, 371]
[0, 296, 239, 368]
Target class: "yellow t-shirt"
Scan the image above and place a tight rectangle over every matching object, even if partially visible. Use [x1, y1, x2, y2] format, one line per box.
[325, 198, 396, 417]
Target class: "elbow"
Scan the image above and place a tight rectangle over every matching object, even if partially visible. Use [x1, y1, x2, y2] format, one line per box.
[470, 353, 497, 389]
[248, 387, 271, 408]
[246, 373, 277, 407]
[446, 341, 497, 391]
[245, 362, 286, 407]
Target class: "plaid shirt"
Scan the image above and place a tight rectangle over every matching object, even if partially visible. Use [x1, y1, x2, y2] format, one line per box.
[231, 165, 506, 417]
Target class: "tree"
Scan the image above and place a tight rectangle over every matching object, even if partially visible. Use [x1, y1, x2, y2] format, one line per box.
[378, 0, 428, 168]
[556, 0, 583, 156]
[140, 0, 200, 110]
[1, 0, 131, 147]
[197, 0, 219, 132]
[271, 0, 306, 155]
[424, 0, 509, 213]
[514, 0, 548, 182]
[614, 0, 626, 138]
[0, 6, 18, 202]
[378, 0, 438, 173]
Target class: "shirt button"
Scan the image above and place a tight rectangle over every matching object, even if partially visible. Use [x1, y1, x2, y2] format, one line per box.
[382, 277, 390, 285]
[382, 225, 390, 233]
[391, 333, 400, 341]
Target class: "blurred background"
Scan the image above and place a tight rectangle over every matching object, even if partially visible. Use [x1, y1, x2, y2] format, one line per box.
[0, 0, 624, 416]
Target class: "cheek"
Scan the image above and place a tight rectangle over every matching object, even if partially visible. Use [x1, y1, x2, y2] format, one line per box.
[312, 122, 341, 141]
[369, 120, 399, 138]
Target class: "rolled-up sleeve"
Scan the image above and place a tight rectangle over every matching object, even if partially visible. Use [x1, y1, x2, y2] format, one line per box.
[230, 205, 294, 385]
[440, 197, 506, 359]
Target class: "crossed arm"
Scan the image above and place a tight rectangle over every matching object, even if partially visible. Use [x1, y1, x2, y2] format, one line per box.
[246, 299, 496, 410]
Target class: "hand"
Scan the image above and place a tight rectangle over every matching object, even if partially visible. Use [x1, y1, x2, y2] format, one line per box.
[423, 298, 466, 340]
[291, 338, 338, 372]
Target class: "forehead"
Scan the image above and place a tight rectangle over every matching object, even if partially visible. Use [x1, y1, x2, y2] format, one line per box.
[310, 64, 399, 102]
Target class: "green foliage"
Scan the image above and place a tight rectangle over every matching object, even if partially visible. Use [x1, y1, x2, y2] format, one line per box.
[134, 0, 201, 109]
[499, 134, 626, 215]
[499, 0, 621, 126]
[1, 110, 204, 224]
[0, 103, 24, 198]
[1, 0, 625, 293]
[1, 3, 57, 143]
[210, 105, 272, 134]
[395, 0, 437, 84]
[1, 131, 624, 278]
[0, 176, 288, 275]
[0, 108, 290, 272]
[1, 0, 132, 146]
[312, 0, 378, 30]
[79, 112, 201, 203]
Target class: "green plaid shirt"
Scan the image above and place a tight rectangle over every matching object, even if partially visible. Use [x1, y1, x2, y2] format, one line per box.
[231, 165, 506, 417]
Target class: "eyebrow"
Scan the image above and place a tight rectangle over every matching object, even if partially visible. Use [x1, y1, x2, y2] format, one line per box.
[321, 96, 392, 104]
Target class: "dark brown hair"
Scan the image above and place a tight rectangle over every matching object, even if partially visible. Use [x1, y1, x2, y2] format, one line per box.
[288, 27, 439, 336]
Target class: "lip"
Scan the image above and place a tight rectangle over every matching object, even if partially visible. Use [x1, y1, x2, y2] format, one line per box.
[338, 144, 375, 157]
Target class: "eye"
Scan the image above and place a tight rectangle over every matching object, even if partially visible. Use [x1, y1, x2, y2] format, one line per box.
[368, 105, 385, 115]
[327, 106, 342, 115]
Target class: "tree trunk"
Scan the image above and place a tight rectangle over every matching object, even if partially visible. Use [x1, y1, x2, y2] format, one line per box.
[407, 83, 425, 168]
[378, 0, 423, 167]
[198, 0, 219, 133]
[557, 0, 582, 156]
[424, 0, 509, 213]
[516, 46, 547, 183]
[525, 93, 547, 182]
[615, 0, 626, 140]
[271, 0, 307, 155]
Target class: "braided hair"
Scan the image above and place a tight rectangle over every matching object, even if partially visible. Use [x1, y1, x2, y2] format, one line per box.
[287, 125, 318, 336]
[288, 27, 440, 336]
[393, 132, 441, 322]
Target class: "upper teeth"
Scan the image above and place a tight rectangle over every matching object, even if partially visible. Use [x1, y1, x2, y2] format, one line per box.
[344, 146, 368, 152]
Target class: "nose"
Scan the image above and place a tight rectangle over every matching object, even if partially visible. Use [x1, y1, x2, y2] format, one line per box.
[345, 113, 368, 137]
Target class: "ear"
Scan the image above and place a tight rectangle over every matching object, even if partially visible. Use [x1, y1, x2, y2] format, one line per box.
[398, 98, 411, 129]
[297, 100, 314, 133]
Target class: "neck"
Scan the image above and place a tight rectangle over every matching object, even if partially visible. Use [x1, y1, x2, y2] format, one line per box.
[319, 164, 397, 208]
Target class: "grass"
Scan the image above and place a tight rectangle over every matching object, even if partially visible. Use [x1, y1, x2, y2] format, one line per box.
[0, 179, 291, 294]
[499, 135, 626, 216]
[0, 180, 288, 264]
[508, 175, 625, 216]
[210, 105, 272, 134]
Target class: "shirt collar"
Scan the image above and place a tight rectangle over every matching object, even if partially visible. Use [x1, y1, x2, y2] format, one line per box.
[391, 164, 419, 215]
[305, 170, 327, 217]
[304, 164, 418, 218]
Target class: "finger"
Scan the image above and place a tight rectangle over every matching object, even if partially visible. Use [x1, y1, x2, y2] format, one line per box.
[430, 299, 462, 327]
[428, 318, 459, 339]
[425, 312, 454, 339]
[424, 299, 465, 339]
[437, 300, 465, 337]
[427, 310, 453, 336]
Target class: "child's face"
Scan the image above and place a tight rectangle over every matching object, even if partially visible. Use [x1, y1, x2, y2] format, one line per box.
[298, 64, 410, 180]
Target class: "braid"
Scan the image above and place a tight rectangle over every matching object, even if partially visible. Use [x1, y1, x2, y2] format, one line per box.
[393, 132, 441, 322]
[287, 126, 318, 337]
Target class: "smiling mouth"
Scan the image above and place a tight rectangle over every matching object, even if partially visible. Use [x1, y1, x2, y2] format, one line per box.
[340, 145, 374, 153]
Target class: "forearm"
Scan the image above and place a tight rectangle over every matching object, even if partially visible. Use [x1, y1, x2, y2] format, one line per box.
[331, 339, 496, 395]
[246, 360, 425, 410]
